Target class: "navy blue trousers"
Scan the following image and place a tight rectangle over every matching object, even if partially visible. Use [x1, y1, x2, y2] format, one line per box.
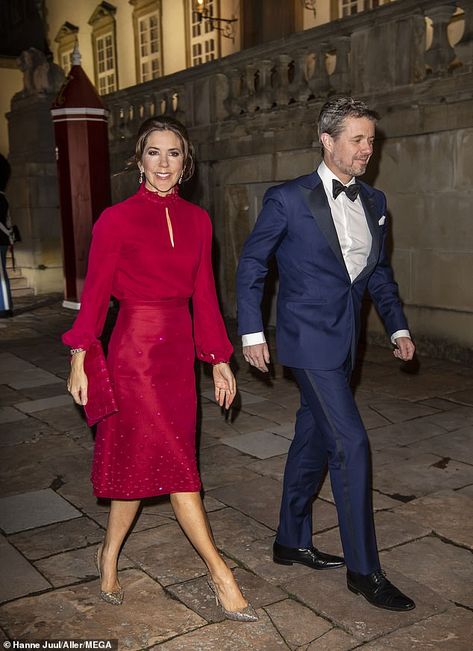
[276, 363, 380, 575]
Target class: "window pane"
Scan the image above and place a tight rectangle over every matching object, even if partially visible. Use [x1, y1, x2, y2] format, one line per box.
[189, 2, 218, 67]
[96, 31, 116, 93]
[137, 11, 162, 83]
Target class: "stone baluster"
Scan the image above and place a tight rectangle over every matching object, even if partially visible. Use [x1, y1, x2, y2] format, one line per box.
[128, 103, 135, 123]
[173, 87, 187, 121]
[130, 101, 142, 134]
[255, 59, 273, 110]
[329, 36, 351, 93]
[273, 54, 292, 107]
[143, 95, 153, 119]
[455, 2, 473, 70]
[223, 67, 244, 117]
[154, 91, 168, 115]
[118, 102, 133, 138]
[308, 42, 330, 97]
[164, 91, 173, 115]
[212, 73, 230, 120]
[243, 63, 258, 112]
[288, 49, 311, 103]
[424, 4, 457, 74]
[107, 103, 118, 140]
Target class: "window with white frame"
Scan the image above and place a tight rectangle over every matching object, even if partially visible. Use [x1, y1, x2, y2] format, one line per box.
[96, 32, 117, 94]
[339, 0, 392, 18]
[131, 0, 163, 84]
[189, 0, 218, 66]
[138, 11, 161, 81]
[89, 3, 118, 95]
[60, 47, 74, 75]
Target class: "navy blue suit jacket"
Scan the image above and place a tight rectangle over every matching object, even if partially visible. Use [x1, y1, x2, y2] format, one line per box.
[236, 171, 408, 370]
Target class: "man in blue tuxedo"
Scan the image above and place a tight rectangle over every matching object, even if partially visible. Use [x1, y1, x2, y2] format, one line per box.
[236, 97, 415, 611]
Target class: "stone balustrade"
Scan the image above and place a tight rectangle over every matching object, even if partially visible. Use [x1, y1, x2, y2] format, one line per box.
[103, 0, 473, 362]
[106, 0, 472, 143]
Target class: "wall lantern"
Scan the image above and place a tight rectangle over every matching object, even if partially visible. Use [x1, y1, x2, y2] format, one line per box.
[192, 0, 238, 39]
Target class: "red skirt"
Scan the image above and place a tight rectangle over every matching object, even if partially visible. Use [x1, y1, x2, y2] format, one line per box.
[91, 299, 202, 499]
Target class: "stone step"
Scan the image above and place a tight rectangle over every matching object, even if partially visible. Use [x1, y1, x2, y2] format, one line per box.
[4, 252, 34, 298]
[10, 276, 30, 290]
[5, 266, 23, 278]
[12, 286, 35, 298]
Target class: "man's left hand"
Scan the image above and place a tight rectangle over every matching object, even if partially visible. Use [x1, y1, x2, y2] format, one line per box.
[393, 336, 415, 361]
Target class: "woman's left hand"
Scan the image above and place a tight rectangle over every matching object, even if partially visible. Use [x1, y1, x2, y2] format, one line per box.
[213, 362, 236, 409]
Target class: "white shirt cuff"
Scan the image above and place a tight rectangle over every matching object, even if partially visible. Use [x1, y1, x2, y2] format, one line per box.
[242, 332, 266, 347]
[391, 329, 411, 344]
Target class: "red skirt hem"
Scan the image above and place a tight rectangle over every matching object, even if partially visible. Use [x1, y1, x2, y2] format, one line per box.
[93, 479, 202, 500]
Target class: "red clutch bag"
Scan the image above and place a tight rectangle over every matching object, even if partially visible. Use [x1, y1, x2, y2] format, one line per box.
[83, 341, 118, 426]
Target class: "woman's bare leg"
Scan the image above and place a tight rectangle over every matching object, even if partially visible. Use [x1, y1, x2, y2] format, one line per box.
[99, 499, 141, 592]
[170, 491, 248, 611]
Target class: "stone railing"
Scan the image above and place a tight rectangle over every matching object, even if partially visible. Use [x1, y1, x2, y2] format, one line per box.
[106, 0, 473, 144]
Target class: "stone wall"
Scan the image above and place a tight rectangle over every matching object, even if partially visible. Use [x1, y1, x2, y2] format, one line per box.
[7, 93, 64, 295]
[105, 0, 473, 362]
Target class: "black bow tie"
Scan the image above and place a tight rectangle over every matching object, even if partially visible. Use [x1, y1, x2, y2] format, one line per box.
[332, 179, 360, 201]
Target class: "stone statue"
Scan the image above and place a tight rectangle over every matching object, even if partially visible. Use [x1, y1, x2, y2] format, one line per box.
[16, 48, 65, 97]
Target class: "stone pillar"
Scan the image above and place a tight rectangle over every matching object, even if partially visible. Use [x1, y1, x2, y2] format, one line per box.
[7, 48, 65, 295]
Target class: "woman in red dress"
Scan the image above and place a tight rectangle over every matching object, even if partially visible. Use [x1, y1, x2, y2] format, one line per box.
[64, 116, 257, 621]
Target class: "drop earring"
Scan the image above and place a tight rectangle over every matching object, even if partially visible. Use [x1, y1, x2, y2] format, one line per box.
[139, 170, 144, 184]
[178, 171, 184, 185]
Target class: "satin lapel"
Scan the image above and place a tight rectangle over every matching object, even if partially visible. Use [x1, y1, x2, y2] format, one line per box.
[353, 186, 381, 284]
[299, 182, 348, 275]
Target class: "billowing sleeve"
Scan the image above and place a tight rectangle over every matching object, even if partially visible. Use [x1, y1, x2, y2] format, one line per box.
[62, 208, 122, 350]
[192, 211, 233, 364]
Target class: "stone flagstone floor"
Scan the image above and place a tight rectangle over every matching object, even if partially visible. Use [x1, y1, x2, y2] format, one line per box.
[0, 300, 472, 649]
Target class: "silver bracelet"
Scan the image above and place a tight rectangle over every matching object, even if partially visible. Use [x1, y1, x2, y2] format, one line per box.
[70, 347, 85, 355]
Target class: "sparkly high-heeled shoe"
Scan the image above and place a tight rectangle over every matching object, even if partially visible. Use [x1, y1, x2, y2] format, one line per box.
[207, 577, 258, 622]
[94, 546, 124, 606]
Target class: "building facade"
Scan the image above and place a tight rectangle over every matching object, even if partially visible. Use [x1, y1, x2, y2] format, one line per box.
[1, 0, 400, 155]
[1, 0, 472, 362]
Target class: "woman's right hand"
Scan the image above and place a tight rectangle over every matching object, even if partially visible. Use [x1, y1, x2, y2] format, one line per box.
[67, 351, 88, 405]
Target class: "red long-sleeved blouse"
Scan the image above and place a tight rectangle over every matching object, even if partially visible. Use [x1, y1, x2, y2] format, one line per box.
[62, 184, 233, 364]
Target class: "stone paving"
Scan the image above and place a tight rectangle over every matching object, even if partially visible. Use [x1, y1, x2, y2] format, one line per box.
[0, 299, 472, 650]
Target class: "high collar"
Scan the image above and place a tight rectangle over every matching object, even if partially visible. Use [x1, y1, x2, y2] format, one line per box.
[138, 182, 180, 204]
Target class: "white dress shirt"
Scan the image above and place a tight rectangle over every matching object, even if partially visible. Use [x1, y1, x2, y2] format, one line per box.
[318, 161, 372, 282]
[242, 162, 409, 347]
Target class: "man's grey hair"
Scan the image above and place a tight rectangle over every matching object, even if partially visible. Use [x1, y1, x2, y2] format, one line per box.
[317, 97, 379, 144]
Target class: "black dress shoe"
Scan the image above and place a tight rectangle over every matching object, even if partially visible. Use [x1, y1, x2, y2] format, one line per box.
[347, 570, 415, 611]
[273, 541, 345, 570]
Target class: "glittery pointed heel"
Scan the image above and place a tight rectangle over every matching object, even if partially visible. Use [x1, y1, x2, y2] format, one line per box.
[207, 577, 258, 622]
[95, 546, 124, 606]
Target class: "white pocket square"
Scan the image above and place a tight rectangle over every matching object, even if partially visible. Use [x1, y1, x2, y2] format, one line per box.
[378, 215, 386, 225]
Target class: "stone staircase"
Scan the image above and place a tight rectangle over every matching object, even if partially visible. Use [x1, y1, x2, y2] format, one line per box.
[6, 250, 34, 298]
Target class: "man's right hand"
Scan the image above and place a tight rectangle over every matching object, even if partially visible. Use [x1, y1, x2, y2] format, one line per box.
[243, 343, 270, 373]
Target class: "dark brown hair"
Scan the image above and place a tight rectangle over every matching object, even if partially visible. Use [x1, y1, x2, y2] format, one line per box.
[135, 115, 195, 182]
[318, 97, 379, 149]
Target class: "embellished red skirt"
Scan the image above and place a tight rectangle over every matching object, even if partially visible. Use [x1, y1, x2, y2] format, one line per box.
[91, 299, 202, 498]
